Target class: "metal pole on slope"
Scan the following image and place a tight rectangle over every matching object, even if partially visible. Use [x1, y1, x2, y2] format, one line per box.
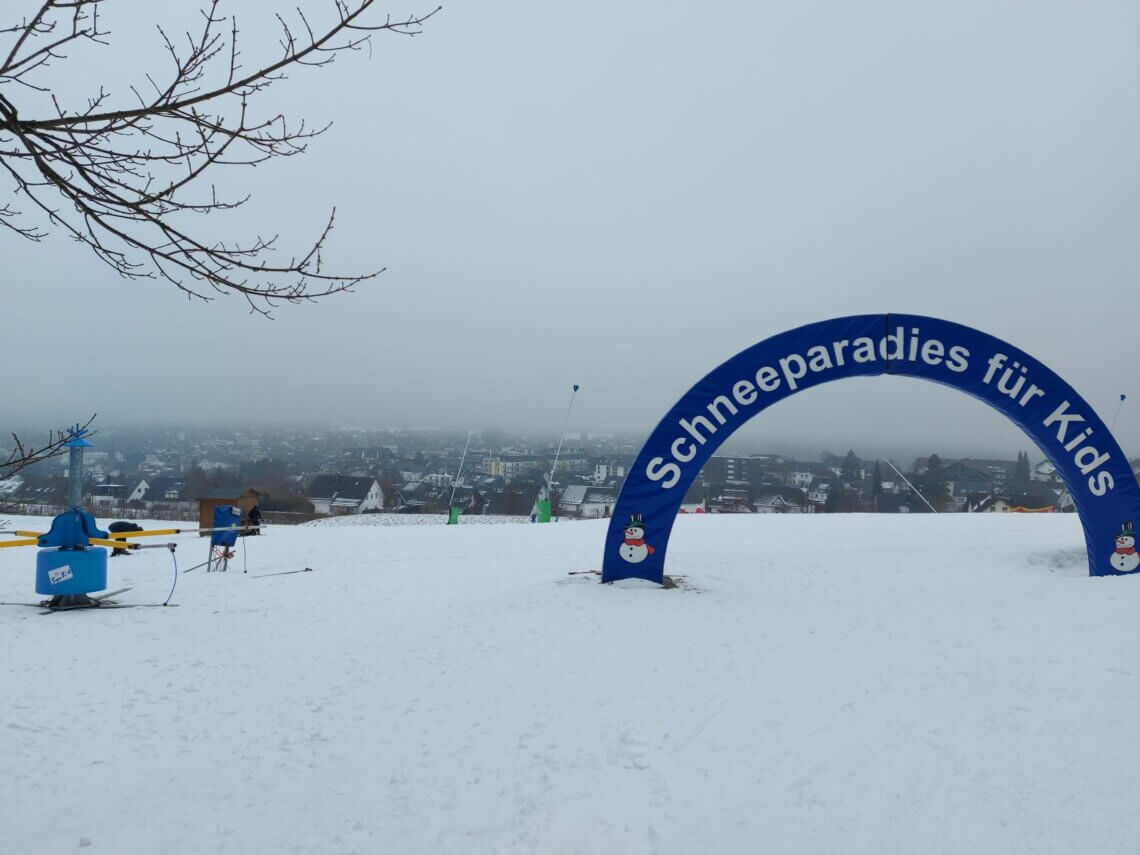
[538, 384, 579, 522]
[447, 430, 474, 524]
[883, 458, 939, 514]
[65, 425, 94, 510]
[1110, 393, 1127, 431]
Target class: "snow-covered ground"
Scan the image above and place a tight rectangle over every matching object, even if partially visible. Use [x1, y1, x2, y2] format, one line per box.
[308, 513, 529, 527]
[2, 512, 1138, 854]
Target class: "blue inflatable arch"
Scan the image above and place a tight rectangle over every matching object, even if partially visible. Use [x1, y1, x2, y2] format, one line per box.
[602, 314, 1140, 583]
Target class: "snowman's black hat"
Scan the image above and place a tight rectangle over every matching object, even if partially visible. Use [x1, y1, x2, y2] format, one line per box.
[1117, 521, 1134, 538]
[625, 512, 645, 529]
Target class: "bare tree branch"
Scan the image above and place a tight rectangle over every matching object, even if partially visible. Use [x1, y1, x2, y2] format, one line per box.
[0, 1, 440, 315]
[2, 413, 97, 484]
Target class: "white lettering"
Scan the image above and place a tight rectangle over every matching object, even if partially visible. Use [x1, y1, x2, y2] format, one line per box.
[852, 337, 877, 363]
[671, 437, 697, 463]
[983, 353, 1006, 384]
[920, 339, 944, 366]
[755, 365, 780, 392]
[707, 394, 739, 425]
[732, 380, 758, 406]
[646, 457, 681, 489]
[680, 415, 716, 445]
[879, 326, 905, 360]
[831, 339, 849, 367]
[1018, 384, 1045, 407]
[1075, 445, 1110, 476]
[945, 346, 970, 372]
[1043, 400, 1085, 444]
[778, 354, 808, 391]
[1089, 471, 1115, 496]
[806, 345, 834, 372]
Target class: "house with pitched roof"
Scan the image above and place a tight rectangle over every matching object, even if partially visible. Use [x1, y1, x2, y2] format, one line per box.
[89, 478, 148, 508]
[754, 485, 809, 513]
[485, 483, 541, 516]
[559, 485, 618, 518]
[941, 460, 998, 500]
[142, 476, 188, 503]
[305, 475, 384, 515]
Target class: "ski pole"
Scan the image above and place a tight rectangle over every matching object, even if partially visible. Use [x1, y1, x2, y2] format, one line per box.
[179, 556, 213, 574]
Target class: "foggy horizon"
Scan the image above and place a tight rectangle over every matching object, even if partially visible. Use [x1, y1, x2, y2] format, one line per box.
[4, 2, 1138, 465]
[6, 410, 1092, 471]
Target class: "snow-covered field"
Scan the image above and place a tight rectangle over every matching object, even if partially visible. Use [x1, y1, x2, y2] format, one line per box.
[2, 512, 1138, 855]
[309, 513, 529, 527]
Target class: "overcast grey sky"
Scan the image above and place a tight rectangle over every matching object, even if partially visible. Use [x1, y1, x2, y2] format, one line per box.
[3, 1, 1138, 460]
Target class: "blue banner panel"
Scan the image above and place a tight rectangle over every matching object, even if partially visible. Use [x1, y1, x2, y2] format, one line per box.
[601, 314, 1140, 584]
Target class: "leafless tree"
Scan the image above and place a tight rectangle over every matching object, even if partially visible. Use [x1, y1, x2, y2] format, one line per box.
[3, 415, 95, 476]
[0, 415, 96, 512]
[0, 1, 439, 315]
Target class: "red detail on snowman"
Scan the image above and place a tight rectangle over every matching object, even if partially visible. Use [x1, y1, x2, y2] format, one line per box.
[619, 513, 655, 564]
[1110, 521, 1140, 573]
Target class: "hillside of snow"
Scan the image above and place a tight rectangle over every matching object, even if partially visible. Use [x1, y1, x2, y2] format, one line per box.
[2, 512, 1138, 854]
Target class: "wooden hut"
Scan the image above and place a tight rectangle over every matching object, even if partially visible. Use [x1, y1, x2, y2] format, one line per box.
[197, 487, 267, 534]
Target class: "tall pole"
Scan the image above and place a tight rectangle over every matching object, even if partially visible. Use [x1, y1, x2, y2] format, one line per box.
[884, 458, 939, 513]
[448, 430, 474, 510]
[545, 384, 580, 496]
[65, 425, 94, 510]
[1110, 393, 1127, 431]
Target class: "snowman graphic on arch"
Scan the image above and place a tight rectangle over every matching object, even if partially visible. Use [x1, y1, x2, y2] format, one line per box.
[618, 513, 655, 564]
[1110, 521, 1140, 573]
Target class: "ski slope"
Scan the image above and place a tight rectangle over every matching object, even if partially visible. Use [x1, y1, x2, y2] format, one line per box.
[1, 512, 1137, 854]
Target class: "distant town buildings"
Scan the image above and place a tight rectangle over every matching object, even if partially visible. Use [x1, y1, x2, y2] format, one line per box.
[3, 424, 1127, 521]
